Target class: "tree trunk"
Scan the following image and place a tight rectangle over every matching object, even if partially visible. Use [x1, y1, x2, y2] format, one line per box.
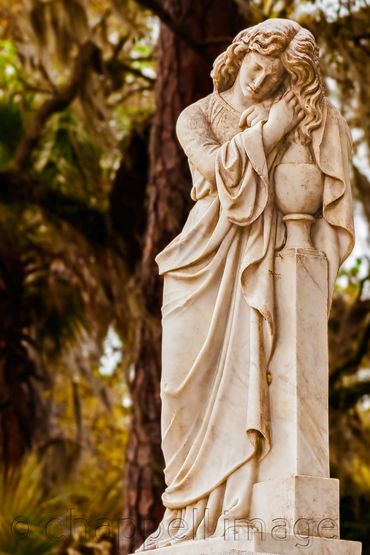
[121, 2, 245, 553]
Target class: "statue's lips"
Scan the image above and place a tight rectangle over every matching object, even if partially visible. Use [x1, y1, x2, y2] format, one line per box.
[247, 84, 263, 97]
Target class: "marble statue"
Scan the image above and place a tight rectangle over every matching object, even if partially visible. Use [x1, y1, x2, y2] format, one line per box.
[135, 18, 362, 555]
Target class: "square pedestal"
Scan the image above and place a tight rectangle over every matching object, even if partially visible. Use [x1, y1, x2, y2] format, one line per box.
[259, 249, 330, 482]
[134, 532, 361, 554]
[249, 475, 340, 537]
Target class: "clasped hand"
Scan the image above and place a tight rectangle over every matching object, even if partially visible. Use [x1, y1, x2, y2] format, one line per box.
[239, 101, 271, 129]
[239, 91, 304, 141]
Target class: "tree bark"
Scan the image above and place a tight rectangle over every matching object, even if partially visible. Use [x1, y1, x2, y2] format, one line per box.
[121, 2, 245, 553]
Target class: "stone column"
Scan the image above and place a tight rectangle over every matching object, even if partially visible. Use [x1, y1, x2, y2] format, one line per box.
[249, 248, 340, 538]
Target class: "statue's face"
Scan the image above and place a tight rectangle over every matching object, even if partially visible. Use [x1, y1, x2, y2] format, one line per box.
[237, 51, 286, 103]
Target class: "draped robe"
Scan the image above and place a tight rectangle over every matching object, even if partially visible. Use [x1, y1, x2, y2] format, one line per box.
[145, 91, 354, 549]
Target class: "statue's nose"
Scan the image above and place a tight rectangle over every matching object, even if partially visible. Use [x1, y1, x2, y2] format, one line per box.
[253, 73, 266, 90]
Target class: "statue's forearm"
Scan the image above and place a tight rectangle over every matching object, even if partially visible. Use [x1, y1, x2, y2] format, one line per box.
[261, 120, 284, 154]
[192, 124, 277, 188]
[194, 146, 219, 185]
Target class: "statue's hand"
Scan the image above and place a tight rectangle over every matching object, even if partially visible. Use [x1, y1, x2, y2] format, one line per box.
[266, 91, 304, 139]
[239, 101, 271, 129]
[261, 91, 305, 154]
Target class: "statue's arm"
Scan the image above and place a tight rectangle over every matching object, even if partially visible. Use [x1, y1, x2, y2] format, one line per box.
[176, 94, 302, 197]
[176, 101, 221, 184]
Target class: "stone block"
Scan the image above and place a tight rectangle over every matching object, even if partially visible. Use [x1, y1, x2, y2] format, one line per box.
[133, 532, 361, 554]
[249, 475, 340, 537]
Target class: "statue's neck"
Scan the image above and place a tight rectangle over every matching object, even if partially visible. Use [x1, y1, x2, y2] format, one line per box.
[222, 83, 253, 113]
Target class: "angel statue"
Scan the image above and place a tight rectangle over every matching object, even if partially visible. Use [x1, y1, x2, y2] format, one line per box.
[137, 17, 354, 552]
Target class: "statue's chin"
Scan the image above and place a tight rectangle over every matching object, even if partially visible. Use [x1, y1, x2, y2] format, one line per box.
[241, 88, 259, 103]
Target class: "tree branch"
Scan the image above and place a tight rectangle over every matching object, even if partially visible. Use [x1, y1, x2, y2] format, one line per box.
[0, 170, 109, 245]
[11, 41, 97, 171]
[330, 320, 370, 386]
[108, 85, 152, 106]
[135, 0, 203, 51]
[120, 62, 156, 83]
[305, 5, 370, 56]
[134, 0, 232, 54]
[330, 380, 370, 410]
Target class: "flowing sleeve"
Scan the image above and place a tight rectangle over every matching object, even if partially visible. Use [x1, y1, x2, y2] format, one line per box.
[215, 121, 270, 226]
[311, 103, 355, 306]
[177, 97, 272, 225]
[176, 99, 221, 195]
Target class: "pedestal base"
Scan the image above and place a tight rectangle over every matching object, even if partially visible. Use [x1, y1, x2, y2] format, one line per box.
[250, 475, 340, 537]
[134, 533, 361, 554]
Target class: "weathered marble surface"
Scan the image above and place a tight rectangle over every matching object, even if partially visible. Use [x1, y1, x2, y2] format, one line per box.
[248, 250, 338, 537]
[137, 534, 361, 555]
[136, 16, 359, 555]
[258, 248, 330, 481]
[250, 475, 340, 538]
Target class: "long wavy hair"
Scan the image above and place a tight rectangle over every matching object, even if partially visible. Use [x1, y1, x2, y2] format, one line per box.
[211, 19, 325, 144]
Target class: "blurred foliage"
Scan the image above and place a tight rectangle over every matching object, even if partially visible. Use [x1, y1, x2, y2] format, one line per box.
[329, 258, 370, 547]
[0, 454, 125, 555]
[0, 0, 367, 554]
[0, 1, 154, 553]
[0, 456, 58, 555]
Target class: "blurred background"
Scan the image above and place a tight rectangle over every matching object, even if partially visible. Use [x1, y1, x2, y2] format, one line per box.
[0, 0, 368, 554]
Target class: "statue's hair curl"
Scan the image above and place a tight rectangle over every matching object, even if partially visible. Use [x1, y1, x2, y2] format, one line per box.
[211, 19, 325, 144]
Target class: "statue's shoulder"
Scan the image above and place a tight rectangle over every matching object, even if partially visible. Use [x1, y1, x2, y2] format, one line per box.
[177, 94, 214, 127]
[176, 94, 214, 145]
